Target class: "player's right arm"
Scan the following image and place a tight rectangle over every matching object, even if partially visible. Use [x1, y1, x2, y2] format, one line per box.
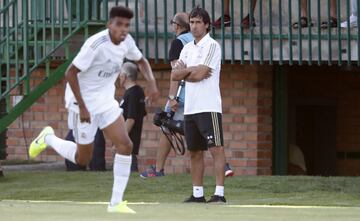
[66, 38, 97, 123]
[65, 64, 91, 123]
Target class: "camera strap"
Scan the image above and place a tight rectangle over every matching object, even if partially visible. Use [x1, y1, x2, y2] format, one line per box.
[160, 126, 185, 155]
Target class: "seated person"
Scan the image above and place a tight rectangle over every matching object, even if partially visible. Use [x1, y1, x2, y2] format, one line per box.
[213, 0, 258, 28]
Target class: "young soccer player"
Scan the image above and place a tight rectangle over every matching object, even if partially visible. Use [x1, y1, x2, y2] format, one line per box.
[28, 6, 158, 213]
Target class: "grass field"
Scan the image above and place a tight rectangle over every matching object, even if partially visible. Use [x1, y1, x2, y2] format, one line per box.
[1, 171, 360, 220]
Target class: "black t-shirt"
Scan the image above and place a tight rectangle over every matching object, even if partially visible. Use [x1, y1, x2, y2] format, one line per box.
[120, 85, 147, 154]
[169, 39, 184, 62]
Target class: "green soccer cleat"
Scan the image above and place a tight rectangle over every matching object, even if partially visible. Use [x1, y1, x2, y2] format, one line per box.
[107, 201, 136, 214]
[29, 126, 54, 159]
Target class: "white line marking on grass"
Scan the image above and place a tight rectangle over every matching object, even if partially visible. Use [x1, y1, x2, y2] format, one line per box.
[1, 200, 159, 205]
[2, 200, 358, 209]
[225, 205, 360, 209]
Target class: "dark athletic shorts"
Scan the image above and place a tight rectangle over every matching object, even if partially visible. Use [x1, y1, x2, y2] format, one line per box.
[184, 112, 224, 151]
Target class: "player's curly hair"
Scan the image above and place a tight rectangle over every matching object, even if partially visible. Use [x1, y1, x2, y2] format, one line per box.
[110, 6, 133, 19]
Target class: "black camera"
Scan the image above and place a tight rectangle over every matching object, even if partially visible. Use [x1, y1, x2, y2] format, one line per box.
[152, 80, 186, 155]
[153, 110, 184, 135]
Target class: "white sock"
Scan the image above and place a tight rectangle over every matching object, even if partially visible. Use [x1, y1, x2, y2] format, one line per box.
[45, 134, 77, 164]
[110, 154, 132, 206]
[193, 186, 204, 198]
[214, 185, 224, 197]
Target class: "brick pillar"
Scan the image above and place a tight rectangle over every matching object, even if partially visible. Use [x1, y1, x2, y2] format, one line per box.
[221, 65, 273, 175]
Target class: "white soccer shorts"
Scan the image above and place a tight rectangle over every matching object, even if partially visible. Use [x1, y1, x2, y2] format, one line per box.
[68, 104, 123, 144]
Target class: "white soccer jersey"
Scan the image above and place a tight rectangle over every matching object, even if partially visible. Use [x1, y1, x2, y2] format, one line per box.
[178, 33, 222, 115]
[65, 29, 143, 114]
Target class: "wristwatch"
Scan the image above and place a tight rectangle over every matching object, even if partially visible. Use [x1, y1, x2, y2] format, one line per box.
[168, 95, 176, 101]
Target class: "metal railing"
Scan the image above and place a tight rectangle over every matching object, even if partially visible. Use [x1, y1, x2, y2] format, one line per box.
[0, 0, 98, 133]
[92, 0, 360, 66]
[0, 0, 93, 109]
[2, 1, 360, 89]
[1, 0, 353, 66]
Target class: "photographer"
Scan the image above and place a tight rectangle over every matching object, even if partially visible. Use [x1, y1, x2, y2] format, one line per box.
[140, 12, 193, 178]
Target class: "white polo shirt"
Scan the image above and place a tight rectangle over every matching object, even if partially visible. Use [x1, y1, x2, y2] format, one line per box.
[178, 33, 222, 115]
[65, 29, 143, 114]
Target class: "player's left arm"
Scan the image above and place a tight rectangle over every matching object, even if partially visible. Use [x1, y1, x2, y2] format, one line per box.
[136, 57, 159, 105]
[126, 35, 159, 105]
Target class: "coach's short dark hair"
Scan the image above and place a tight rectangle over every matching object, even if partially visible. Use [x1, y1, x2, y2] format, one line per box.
[189, 6, 211, 32]
[110, 6, 133, 19]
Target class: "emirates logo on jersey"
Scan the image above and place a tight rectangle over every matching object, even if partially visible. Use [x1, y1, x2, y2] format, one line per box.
[98, 70, 115, 78]
[97, 63, 120, 78]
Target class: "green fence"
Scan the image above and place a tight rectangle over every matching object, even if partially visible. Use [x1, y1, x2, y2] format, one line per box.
[0, 0, 97, 134]
[92, 0, 360, 66]
[0, 0, 92, 107]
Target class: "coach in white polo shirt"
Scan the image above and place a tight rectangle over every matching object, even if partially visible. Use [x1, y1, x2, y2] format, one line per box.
[171, 6, 226, 203]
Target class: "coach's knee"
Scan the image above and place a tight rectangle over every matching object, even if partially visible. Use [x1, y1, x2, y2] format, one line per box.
[190, 150, 203, 160]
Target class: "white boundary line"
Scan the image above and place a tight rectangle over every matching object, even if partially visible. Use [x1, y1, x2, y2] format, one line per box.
[1, 200, 359, 209]
[1, 200, 159, 205]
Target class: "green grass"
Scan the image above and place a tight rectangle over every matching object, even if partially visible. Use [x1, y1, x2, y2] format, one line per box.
[1, 171, 360, 221]
[2, 201, 360, 221]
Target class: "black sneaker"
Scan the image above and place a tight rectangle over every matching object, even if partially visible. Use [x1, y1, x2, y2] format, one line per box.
[207, 195, 226, 203]
[183, 195, 206, 203]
